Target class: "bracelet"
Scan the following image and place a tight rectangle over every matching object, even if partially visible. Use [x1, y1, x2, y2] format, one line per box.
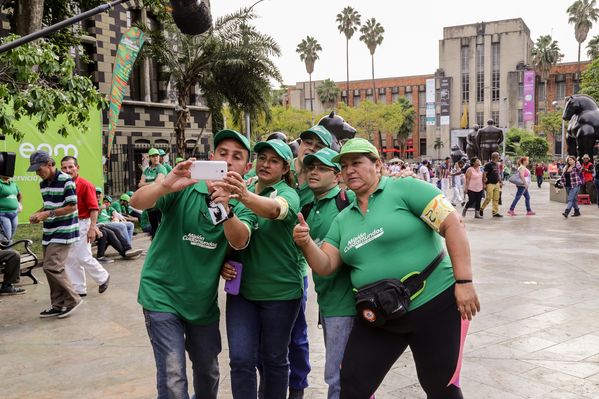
[227, 207, 234, 219]
[48, 209, 56, 218]
[455, 279, 472, 284]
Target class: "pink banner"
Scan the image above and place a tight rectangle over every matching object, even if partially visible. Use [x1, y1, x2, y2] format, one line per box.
[523, 70, 535, 122]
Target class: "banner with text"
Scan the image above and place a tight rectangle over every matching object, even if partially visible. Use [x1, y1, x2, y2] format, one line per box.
[440, 78, 451, 126]
[523, 70, 536, 122]
[426, 78, 436, 126]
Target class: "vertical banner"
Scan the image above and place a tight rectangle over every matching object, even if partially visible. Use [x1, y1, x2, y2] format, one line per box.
[107, 27, 145, 158]
[523, 70, 535, 122]
[440, 78, 451, 126]
[426, 78, 436, 126]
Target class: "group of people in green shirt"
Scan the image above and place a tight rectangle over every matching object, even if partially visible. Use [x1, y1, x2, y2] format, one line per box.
[131, 126, 480, 399]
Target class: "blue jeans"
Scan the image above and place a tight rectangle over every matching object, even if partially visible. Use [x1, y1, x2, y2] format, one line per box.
[509, 186, 531, 212]
[105, 222, 132, 244]
[565, 185, 581, 213]
[0, 211, 18, 242]
[143, 309, 221, 399]
[289, 276, 311, 390]
[322, 316, 354, 399]
[226, 294, 301, 399]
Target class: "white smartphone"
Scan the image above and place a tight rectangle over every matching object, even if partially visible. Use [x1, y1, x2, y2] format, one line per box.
[190, 160, 227, 181]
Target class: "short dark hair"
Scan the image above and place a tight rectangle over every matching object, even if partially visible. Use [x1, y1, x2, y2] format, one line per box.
[61, 156, 78, 166]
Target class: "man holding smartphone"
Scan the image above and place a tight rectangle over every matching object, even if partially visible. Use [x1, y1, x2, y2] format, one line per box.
[130, 130, 256, 399]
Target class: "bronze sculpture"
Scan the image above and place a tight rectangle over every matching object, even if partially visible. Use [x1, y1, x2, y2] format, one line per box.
[466, 124, 480, 160]
[476, 119, 504, 162]
[451, 145, 466, 164]
[317, 111, 357, 152]
[563, 94, 599, 159]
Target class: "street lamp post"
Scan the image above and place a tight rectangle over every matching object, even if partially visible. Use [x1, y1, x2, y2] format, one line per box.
[552, 100, 565, 159]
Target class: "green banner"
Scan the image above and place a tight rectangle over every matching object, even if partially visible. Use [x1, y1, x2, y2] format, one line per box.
[107, 27, 145, 158]
[2, 108, 103, 224]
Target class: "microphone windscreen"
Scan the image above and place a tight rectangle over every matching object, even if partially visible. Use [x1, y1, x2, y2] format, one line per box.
[170, 0, 212, 35]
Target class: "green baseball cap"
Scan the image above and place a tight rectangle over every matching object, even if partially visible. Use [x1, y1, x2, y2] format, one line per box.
[331, 138, 379, 163]
[95, 186, 103, 193]
[120, 194, 131, 202]
[103, 195, 112, 203]
[126, 191, 134, 197]
[214, 129, 251, 154]
[300, 125, 333, 148]
[175, 157, 184, 164]
[303, 148, 341, 171]
[253, 139, 293, 162]
[158, 149, 166, 156]
[148, 148, 160, 156]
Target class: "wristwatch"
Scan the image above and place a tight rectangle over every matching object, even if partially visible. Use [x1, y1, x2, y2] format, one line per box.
[227, 206, 235, 219]
[48, 209, 56, 218]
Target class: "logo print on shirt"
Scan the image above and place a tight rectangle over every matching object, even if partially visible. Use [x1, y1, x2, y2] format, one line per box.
[182, 233, 218, 249]
[344, 227, 384, 253]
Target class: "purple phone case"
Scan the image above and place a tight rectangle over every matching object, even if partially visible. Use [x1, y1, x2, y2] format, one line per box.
[224, 261, 243, 295]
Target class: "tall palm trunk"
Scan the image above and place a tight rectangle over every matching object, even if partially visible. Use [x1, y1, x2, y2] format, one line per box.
[175, 93, 189, 157]
[371, 54, 376, 104]
[12, 0, 43, 36]
[346, 39, 350, 105]
[577, 42, 582, 93]
[309, 72, 314, 124]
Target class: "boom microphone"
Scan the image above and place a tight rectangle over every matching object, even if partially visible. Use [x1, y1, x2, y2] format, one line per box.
[170, 0, 213, 35]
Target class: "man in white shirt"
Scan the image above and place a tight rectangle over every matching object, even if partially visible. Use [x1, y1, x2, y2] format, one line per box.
[418, 160, 431, 182]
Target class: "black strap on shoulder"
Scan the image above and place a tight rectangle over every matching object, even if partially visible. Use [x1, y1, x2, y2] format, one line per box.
[403, 250, 446, 295]
[300, 202, 314, 220]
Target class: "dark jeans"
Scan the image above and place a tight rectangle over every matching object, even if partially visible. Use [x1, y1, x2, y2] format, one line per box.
[509, 186, 531, 212]
[289, 276, 311, 390]
[143, 309, 221, 399]
[227, 294, 301, 399]
[536, 175, 543, 188]
[0, 249, 20, 286]
[97, 225, 131, 257]
[465, 190, 483, 211]
[148, 209, 162, 239]
[595, 179, 599, 206]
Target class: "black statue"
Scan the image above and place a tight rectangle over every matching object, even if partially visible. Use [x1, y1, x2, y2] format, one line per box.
[466, 124, 480, 160]
[563, 94, 599, 159]
[450, 145, 466, 164]
[317, 111, 357, 152]
[476, 119, 504, 162]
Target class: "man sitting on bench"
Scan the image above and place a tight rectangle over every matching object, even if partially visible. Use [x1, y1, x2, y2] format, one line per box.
[0, 249, 26, 295]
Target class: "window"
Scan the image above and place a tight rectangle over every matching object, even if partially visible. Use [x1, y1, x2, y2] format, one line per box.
[538, 82, 546, 101]
[491, 43, 500, 102]
[366, 89, 373, 102]
[556, 81, 566, 100]
[341, 90, 347, 104]
[405, 92, 413, 103]
[476, 112, 484, 127]
[518, 83, 524, 100]
[419, 115, 426, 132]
[491, 111, 499, 125]
[420, 138, 427, 156]
[419, 90, 426, 109]
[517, 109, 523, 126]
[461, 45, 469, 103]
[392, 93, 399, 102]
[476, 43, 484, 103]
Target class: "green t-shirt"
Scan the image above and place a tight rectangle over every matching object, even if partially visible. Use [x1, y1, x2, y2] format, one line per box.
[306, 186, 356, 317]
[239, 179, 303, 301]
[110, 201, 123, 214]
[0, 179, 20, 212]
[138, 181, 256, 324]
[97, 205, 110, 224]
[143, 164, 168, 184]
[325, 176, 456, 311]
[140, 210, 150, 230]
[291, 159, 314, 277]
[164, 163, 173, 173]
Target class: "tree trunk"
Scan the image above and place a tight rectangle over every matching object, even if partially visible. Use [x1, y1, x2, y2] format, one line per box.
[371, 54, 376, 104]
[577, 42, 581, 94]
[175, 94, 189, 157]
[346, 38, 350, 105]
[12, 0, 44, 36]
[309, 73, 314, 124]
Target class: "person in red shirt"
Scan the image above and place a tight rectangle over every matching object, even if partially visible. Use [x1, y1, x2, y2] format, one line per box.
[581, 155, 595, 199]
[60, 156, 110, 297]
[534, 163, 546, 189]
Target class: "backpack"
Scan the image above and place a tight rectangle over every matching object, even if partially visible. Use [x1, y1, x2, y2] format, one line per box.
[300, 189, 351, 219]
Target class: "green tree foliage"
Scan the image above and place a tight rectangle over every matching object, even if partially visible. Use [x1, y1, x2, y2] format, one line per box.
[535, 111, 562, 138]
[139, 6, 282, 155]
[567, 0, 599, 78]
[520, 136, 549, 162]
[316, 79, 340, 111]
[336, 6, 361, 98]
[394, 97, 415, 152]
[531, 35, 563, 102]
[580, 56, 599, 101]
[0, 35, 107, 140]
[587, 34, 599, 59]
[359, 18, 384, 103]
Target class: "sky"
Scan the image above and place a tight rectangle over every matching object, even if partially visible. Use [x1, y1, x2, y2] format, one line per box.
[210, 0, 593, 86]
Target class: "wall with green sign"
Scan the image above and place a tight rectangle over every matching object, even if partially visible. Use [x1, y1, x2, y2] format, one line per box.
[1, 108, 103, 224]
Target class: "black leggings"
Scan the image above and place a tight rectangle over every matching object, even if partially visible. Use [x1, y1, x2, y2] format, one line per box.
[465, 190, 483, 211]
[340, 286, 468, 399]
[147, 209, 162, 239]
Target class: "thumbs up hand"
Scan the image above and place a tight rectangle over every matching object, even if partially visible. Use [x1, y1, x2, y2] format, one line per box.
[293, 213, 311, 248]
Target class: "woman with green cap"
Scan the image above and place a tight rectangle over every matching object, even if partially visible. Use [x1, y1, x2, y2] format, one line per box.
[219, 139, 303, 399]
[138, 148, 168, 238]
[293, 138, 480, 399]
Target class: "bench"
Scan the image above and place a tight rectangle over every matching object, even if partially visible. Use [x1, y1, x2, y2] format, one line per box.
[0, 239, 40, 284]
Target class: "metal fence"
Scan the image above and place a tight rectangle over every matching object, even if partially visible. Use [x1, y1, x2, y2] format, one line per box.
[104, 139, 209, 197]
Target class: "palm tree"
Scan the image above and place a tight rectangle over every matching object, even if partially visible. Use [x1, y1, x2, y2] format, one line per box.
[587, 34, 599, 58]
[359, 18, 384, 104]
[336, 7, 361, 101]
[296, 36, 322, 121]
[139, 6, 281, 156]
[531, 35, 563, 104]
[396, 97, 415, 157]
[316, 79, 341, 111]
[433, 137, 444, 160]
[567, 0, 599, 84]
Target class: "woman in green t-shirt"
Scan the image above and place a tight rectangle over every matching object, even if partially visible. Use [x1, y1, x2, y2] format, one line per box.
[138, 148, 167, 238]
[294, 138, 480, 399]
[220, 139, 303, 399]
[0, 176, 21, 242]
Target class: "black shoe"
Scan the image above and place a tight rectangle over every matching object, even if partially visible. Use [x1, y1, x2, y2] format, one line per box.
[562, 211, 569, 218]
[58, 300, 83, 319]
[40, 307, 64, 318]
[0, 285, 26, 295]
[462, 207, 468, 217]
[572, 210, 581, 217]
[96, 256, 115, 264]
[288, 389, 304, 399]
[78, 293, 87, 298]
[479, 209, 484, 217]
[99, 275, 110, 294]
[493, 213, 503, 218]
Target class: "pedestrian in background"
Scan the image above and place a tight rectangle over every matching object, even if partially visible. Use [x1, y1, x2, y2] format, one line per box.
[559, 155, 583, 218]
[463, 157, 484, 219]
[0, 175, 22, 243]
[508, 156, 535, 216]
[534, 162, 545, 189]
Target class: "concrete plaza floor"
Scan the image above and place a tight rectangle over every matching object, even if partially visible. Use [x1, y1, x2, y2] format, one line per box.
[2, 183, 599, 398]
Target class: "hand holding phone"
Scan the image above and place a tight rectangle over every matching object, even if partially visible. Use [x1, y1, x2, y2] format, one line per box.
[224, 261, 243, 295]
[190, 160, 227, 181]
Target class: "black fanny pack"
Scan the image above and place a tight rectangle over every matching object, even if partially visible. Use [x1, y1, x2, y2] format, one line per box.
[355, 250, 446, 327]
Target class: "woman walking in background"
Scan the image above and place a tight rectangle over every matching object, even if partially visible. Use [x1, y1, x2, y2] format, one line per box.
[508, 157, 535, 216]
[462, 157, 484, 219]
[559, 156, 583, 218]
[0, 175, 21, 243]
